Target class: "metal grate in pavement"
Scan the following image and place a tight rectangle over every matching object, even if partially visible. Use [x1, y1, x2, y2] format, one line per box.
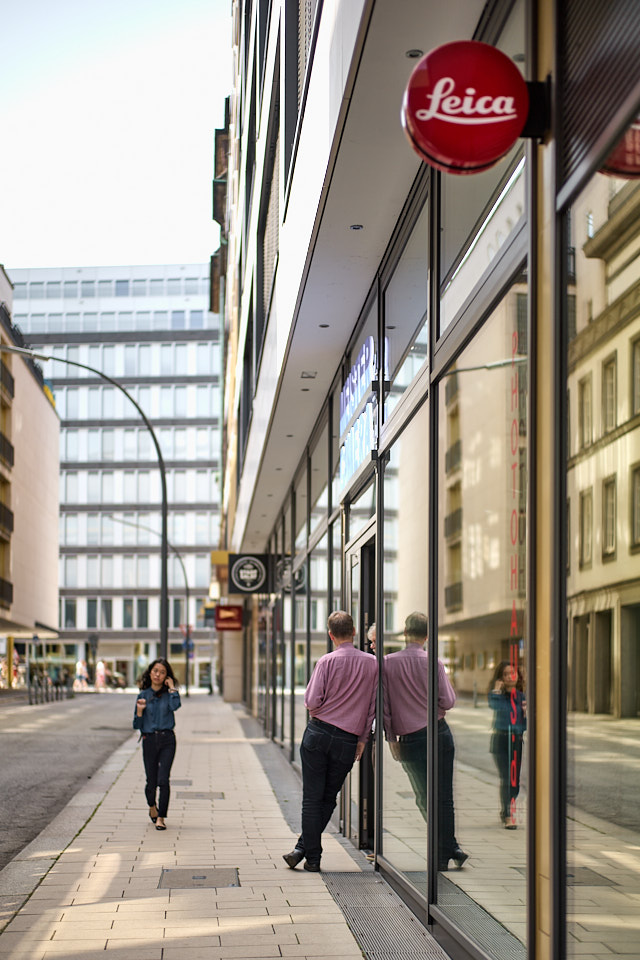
[322, 872, 448, 959]
[436, 876, 525, 960]
[159, 867, 239, 889]
[176, 791, 224, 800]
[171, 779, 193, 786]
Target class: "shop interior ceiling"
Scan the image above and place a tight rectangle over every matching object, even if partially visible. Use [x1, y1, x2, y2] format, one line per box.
[237, 0, 487, 552]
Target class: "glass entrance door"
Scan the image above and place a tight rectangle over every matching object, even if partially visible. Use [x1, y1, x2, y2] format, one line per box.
[343, 529, 376, 850]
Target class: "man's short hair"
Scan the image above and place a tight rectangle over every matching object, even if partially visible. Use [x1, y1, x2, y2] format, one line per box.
[404, 611, 428, 639]
[328, 610, 354, 639]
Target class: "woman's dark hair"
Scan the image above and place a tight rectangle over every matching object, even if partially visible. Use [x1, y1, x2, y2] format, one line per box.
[489, 659, 525, 693]
[138, 658, 178, 691]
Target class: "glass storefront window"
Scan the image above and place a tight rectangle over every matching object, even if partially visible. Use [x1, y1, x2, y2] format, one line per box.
[310, 422, 328, 537]
[331, 520, 342, 610]
[437, 280, 528, 956]
[381, 399, 429, 893]
[439, 1, 526, 335]
[565, 147, 640, 960]
[294, 463, 308, 555]
[348, 480, 375, 544]
[384, 204, 428, 417]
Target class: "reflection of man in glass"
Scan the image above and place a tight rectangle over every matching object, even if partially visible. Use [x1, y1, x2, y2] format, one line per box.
[383, 612, 468, 870]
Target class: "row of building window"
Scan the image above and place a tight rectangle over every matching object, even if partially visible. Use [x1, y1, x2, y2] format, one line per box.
[56, 384, 219, 422]
[61, 553, 211, 590]
[576, 341, 640, 450]
[61, 468, 219, 505]
[61, 426, 220, 464]
[574, 468, 640, 567]
[17, 310, 210, 335]
[61, 595, 210, 630]
[61, 510, 217, 547]
[34, 341, 220, 382]
[14, 276, 208, 301]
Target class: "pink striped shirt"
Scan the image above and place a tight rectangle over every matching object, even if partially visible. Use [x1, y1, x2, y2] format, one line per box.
[383, 645, 455, 740]
[305, 643, 377, 741]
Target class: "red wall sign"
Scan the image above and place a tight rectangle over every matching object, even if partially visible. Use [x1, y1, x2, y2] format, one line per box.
[601, 120, 640, 179]
[402, 40, 529, 175]
[214, 605, 244, 631]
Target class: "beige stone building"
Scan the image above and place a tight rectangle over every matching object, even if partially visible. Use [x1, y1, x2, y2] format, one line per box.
[0, 266, 59, 683]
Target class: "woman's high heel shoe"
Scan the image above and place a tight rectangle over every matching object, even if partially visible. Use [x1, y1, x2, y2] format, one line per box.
[155, 817, 167, 831]
[149, 806, 158, 823]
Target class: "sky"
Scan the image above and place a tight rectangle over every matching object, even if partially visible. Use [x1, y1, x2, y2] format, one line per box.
[2, 0, 232, 271]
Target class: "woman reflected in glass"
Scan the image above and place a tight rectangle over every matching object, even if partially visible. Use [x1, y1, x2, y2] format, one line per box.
[488, 661, 526, 829]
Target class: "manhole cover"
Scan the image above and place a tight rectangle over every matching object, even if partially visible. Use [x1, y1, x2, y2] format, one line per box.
[159, 867, 239, 889]
[176, 791, 225, 800]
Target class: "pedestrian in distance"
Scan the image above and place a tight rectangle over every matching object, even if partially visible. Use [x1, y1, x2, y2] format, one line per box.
[133, 658, 181, 831]
[488, 660, 526, 829]
[283, 610, 377, 873]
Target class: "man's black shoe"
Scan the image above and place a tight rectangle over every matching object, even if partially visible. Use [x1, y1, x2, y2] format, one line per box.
[303, 861, 321, 872]
[453, 847, 469, 868]
[283, 848, 305, 869]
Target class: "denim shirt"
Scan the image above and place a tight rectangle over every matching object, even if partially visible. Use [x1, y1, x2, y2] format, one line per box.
[488, 689, 526, 735]
[133, 687, 181, 733]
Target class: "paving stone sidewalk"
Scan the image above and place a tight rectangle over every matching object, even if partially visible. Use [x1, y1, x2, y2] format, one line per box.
[0, 695, 367, 960]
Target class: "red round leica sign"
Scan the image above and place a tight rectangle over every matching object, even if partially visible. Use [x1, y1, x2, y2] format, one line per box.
[402, 40, 529, 175]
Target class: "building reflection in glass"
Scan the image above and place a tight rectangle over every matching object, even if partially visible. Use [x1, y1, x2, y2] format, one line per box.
[565, 136, 640, 960]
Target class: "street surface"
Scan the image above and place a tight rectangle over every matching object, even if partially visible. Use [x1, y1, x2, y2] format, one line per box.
[0, 692, 134, 870]
[449, 698, 640, 831]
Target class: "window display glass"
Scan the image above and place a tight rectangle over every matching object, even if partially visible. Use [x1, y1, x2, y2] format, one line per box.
[565, 149, 640, 960]
[436, 280, 528, 957]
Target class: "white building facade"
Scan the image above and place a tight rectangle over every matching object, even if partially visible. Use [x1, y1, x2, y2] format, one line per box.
[10, 264, 221, 687]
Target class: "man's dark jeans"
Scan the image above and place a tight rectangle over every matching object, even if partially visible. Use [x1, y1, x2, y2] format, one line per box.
[397, 719, 458, 864]
[142, 729, 176, 817]
[298, 718, 358, 864]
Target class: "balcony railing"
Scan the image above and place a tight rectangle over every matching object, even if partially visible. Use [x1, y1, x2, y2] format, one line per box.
[444, 508, 462, 539]
[0, 433, 14, 469]
[0, 361, 14, 400]
[0, 503, 14, 536]
[0, 577, 13, 607]
[445, 439, 461, 474]
[445, 581, 463, 610]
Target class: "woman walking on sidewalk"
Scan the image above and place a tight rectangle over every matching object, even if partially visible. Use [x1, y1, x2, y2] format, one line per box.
[133, 658, 181, 831]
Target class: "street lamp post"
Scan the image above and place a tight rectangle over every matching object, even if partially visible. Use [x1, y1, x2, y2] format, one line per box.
[0, 344, 170, 658]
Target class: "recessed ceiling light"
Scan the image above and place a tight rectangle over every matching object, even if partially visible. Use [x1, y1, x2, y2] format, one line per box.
[319, 323, 329, 328]
[301, 371, 317, 379]
[301, 388, 310, 392]
[406, 48, 423, 59]
[350, 224, 364, 231]
[286, 434, 293, 438]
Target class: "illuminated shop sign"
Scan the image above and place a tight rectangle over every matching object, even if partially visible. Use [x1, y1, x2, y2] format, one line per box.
[402, 41, 530, 174]
[340, 336, 376, 436]
[340, 397, 377, 490]
[338, 336, 378, 490]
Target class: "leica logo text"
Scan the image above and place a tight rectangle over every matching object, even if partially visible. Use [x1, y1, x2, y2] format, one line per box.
[416, 77, 518, 125]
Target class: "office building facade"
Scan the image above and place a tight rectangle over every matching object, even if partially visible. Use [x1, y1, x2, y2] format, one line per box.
[10, 264, 221, 687]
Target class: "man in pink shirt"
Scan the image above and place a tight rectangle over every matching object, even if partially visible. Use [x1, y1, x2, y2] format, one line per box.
[283, 610, 377, 872]
[383, 611, 468, 871]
